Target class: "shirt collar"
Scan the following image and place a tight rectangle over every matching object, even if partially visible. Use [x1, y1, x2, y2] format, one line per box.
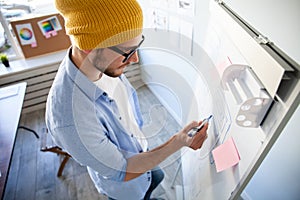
[64, 47, 104, 100]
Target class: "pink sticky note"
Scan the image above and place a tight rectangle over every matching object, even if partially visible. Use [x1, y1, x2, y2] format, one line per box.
[45, 33, 51, 38]
[31, 42, 37, 48]
[212, 137, 240, 173]
[51, 30, 57, 36]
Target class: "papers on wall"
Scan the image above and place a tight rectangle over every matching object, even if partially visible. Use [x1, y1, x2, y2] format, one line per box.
[37, 16, 62, 38]
[150, 9, 168, 30]
[15, 23, 37, 47]
[178, 0, 195, 17]
[179, 20, 193, 54]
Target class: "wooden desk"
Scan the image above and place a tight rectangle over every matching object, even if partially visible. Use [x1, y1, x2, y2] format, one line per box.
[0, 82, 26, 199]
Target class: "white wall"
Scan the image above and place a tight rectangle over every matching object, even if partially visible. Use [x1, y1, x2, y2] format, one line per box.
[243, 104, 300, 200]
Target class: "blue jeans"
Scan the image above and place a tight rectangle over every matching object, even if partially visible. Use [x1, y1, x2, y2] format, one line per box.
[108, 167, 165, 200]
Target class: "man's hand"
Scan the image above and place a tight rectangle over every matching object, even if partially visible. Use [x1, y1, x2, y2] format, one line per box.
[174, 121, 208, 150]
[125, 120, 208, 181]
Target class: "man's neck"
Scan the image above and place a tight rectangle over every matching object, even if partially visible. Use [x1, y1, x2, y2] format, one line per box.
[70, 46, 102, 82]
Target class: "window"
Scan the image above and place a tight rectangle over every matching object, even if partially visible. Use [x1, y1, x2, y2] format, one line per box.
[0, 0, 56, 59]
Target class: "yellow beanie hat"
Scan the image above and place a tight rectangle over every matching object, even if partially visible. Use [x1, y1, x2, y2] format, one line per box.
[55, 0, 143, 50]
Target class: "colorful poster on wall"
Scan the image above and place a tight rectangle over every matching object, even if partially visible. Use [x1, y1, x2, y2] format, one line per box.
[15, 23, 37, 46]
[37, 16, 62, 38]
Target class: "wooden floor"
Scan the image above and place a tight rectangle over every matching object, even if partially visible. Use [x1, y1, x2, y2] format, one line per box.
[3, 83, 183, 200]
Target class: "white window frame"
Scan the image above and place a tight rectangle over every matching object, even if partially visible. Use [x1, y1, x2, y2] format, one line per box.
[0, 9, 24, 60]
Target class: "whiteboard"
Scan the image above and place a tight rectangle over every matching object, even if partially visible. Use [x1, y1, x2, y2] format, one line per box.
[137, 0, 300, 199]
[138, 29, 265, 200]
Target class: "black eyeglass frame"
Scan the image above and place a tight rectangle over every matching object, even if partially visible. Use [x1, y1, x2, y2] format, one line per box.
[108, 35, 145, 63]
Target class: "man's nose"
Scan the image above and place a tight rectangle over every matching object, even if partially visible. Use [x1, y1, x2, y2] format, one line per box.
[128, 51, 139, 63]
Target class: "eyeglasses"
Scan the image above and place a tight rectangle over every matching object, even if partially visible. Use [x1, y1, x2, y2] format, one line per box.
[108, 35, 145, 63]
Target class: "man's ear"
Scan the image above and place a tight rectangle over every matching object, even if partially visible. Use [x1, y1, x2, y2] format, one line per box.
[82, 49, 92, 54]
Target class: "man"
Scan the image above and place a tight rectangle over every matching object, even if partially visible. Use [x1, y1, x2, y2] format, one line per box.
[46, 0, 208, 199]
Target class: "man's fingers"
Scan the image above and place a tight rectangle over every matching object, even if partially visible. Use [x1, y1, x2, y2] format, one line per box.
[183, 121, 199, 133]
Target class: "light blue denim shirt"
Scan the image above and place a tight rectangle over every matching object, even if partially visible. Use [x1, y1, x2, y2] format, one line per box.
[46, 48, 151, 199]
